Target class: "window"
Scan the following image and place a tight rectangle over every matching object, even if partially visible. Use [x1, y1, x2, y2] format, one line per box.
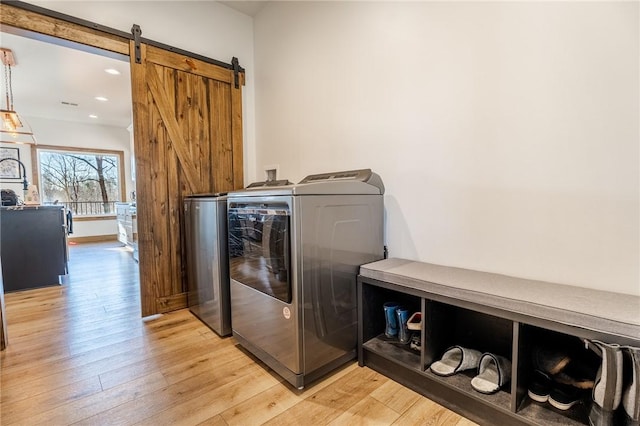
[34, 146, 125, 217]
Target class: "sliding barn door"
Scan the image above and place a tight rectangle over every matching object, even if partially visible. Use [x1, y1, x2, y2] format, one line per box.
[130, 42, 244, 317]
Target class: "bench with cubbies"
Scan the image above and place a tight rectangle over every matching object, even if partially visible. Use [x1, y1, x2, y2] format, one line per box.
[357, 258, 640, 426]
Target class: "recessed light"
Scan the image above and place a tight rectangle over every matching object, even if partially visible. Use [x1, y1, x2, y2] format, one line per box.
[89, 114, 98, 119]
[95, 96, 108, 102]
[105, 68, 121, 75]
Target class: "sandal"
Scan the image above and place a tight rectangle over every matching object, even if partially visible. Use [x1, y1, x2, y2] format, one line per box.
[430, 346, 482, 377]
[471, 353, 512, 394]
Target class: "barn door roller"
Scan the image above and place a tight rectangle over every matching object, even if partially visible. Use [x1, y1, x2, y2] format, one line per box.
[232, 57, 240, 89]
[132, 24, 142, 64]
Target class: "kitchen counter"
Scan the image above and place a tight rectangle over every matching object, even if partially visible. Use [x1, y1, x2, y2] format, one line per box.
[0, 205, 68, 292]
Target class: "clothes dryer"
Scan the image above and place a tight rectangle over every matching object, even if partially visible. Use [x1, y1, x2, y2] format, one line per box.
[227, 169, 384, 388]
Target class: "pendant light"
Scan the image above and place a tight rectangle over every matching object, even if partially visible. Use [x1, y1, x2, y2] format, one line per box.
[1, 48, 36, 145]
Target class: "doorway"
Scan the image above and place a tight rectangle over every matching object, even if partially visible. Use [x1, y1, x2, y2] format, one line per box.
[0, 27, 140, 299]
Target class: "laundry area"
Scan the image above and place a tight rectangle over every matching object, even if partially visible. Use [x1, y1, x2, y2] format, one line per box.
[181, 167, 640, 426]
[185, 169, 385, 389]
[0, 2, 638, 425]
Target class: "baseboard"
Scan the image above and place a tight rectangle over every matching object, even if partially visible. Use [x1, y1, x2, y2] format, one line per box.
[68, 234, 118, 244]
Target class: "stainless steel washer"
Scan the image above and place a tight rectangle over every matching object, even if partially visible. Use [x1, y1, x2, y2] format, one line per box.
[184, 194, 231, 337]
[227, 169, 384, 388]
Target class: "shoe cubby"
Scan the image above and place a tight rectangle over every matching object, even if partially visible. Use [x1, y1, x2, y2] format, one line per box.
[358, 279, 517, 423]
[357, 263, 640, 426]
[358, 282, 422, 371]
[514, 326, 602, 426]
[426, 301, 513, 367]
[424, 302, 514, 410]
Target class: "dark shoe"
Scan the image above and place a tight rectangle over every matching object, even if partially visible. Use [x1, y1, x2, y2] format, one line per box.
[528, 370, 552, 403]
[532, 344, 571, 376]
[409, 334, 421, 352]
[554, 356, 599, 390]
[549, 383, 585, 411]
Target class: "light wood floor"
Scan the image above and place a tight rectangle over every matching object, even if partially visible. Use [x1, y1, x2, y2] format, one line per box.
[1, 241, 477, 425]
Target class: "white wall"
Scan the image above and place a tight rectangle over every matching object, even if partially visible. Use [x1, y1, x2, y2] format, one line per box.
[21, 1, 638, 295]
[254, 2, 639, 295]
[1, 117, 131, 238]
[27, 0, 257, 183]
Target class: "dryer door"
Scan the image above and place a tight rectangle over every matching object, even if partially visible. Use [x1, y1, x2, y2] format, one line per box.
[228, 202, 292, 303]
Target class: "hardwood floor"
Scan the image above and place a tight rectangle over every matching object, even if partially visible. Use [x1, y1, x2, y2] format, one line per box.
[1, 241, 476, 425]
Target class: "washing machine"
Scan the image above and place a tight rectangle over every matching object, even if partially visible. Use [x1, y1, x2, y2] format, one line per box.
[227, 169, 384, 388]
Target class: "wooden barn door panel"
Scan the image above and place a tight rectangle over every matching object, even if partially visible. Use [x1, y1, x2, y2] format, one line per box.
[210, 80, 235, 193]
[131, 43, 244, 317]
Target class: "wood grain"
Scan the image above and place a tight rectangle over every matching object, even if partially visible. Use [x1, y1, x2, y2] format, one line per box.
[328, 396, 401, 425]
[0, 4, 129, 55]
[0, 242, 476, 425]
[146, 45, 232, 83]
[230, 67, 244, 190]
[130, 41, 156, 318]
[210, 80, 234, 192]
[146, 63, 199, 192]
[137, 45, 243, 315]
[370, 378, 422, 414]
[68, 234, 118, 243]
[391, 398, 463, 425]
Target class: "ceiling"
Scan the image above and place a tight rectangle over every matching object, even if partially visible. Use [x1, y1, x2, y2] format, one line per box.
[0, 30, 133, 129]
[219, 1, 268, 17]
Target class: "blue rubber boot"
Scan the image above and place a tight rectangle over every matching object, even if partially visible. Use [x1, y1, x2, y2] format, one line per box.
[383, 302, 399, 338]
[396, 307, 411, 344]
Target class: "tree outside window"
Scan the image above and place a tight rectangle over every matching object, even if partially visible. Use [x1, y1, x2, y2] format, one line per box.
[37, 147, 124, 216]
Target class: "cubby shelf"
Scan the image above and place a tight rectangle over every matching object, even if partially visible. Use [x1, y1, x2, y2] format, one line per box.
[357, 258, 640, 426]
[362, 335, 422, 370]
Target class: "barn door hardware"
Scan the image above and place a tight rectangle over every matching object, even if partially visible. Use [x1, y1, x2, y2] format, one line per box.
[132, 24, 142, 64]
[232, 57, 240, 89]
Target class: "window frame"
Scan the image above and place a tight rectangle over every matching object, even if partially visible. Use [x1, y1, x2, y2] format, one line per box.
[31, 144, 126, 219]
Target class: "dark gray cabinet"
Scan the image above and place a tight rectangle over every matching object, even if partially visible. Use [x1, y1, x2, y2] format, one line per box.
[1, 206, 68, 292]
